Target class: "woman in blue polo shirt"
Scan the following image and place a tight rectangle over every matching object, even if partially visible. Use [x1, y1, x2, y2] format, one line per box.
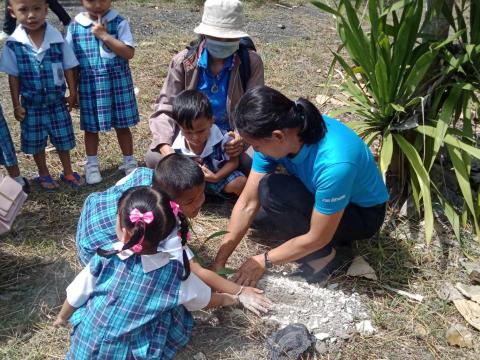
[212, 86, 389, 285]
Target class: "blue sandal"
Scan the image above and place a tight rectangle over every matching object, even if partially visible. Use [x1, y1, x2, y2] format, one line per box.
[34, 175, 59, 192]
[60, 172, 85, 189]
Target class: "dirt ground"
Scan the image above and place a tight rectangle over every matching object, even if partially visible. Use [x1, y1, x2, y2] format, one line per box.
[0, 1, 479, 359]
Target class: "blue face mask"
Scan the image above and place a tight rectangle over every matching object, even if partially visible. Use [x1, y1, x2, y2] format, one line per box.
[205, 38, 240, 59]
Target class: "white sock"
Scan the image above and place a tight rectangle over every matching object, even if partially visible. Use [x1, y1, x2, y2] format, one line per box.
[123, 155, 135, 164]
[86, 155, 99, 165]
[14, 176, 26, 186]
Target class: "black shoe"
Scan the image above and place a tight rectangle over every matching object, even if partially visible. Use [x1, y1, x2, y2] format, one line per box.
[20, 177, 30, 194]
[290, 247, 354, 285]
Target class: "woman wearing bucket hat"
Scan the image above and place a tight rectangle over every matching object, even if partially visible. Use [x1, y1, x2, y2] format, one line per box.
[146, 0, 264, 170]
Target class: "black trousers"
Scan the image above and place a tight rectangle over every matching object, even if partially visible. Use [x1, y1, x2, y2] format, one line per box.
[255, 174, 386, 257]
[3, 0, 71, 34]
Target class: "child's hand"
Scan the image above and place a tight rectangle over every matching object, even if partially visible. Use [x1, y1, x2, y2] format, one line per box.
[53, 316, 69, 328]
[91, 15, 108, 41]
[238, 287, 273, 316]
[200, 164, 218, 183]
[14, 106, 26, 122]
[66, 91, 78, 111]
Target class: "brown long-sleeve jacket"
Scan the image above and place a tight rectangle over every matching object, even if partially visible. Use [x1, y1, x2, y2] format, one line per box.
[148, 41, 265, 151]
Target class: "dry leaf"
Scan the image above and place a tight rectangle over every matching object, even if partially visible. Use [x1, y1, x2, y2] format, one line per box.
[453, 298, 480, 331]
[456, 283, 480, 304]
[347, 256, 377, 281]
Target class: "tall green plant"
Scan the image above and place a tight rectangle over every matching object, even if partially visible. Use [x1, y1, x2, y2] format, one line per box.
[312, 0, 480, 243]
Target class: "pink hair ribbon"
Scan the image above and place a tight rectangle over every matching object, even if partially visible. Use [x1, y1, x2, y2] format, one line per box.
[170, 201, 180, 216]
[129, 208, 154, 253]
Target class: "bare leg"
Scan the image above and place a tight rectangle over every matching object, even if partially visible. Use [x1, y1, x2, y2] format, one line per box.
[6, 164, 20, 178]
[57, 150, 73, 176]
[223, 176, 247, 196]
[84, 131, 99, 156]
[115, 127, 133, 156]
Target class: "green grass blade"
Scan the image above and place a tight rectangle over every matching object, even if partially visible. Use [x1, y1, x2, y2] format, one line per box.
[205, 230, 229, 241]
[379, 132, 393, 180]
[446, 144, 480, 238]
[394, 134, 434, 244]
[432, 183, 461, 241]
[311, 1, 341, 17]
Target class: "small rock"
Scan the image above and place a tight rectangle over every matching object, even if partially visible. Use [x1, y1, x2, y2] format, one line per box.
[320, 317, 329, 324]
[277, 24, 286, 29]
[413, 323, 429, 338]
[446, 324, 474, 349]
[314, 332, 330, 341]
[346, 307, 352, 314]
[193, 352, 207, 360]
[327, 283, 339, 290]
[134, 87, 139, 96]
[208, 315, 219, 327]
[315, 341, 328, 355]
[266, 323, 315, 360]
[355, 320, 376, 336]
[330, 337, 337, 343]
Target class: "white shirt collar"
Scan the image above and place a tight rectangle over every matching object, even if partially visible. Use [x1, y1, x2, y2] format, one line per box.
[75, 9, 119, 27]
[8, 22, 63, 51]
[112, 228, 185, 273]
[172, 124, 225, 159]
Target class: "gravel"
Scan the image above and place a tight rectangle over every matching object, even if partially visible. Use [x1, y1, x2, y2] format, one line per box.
[259, 273, 371, 354]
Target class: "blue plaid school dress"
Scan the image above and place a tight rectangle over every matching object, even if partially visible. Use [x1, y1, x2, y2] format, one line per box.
[0, 105, 18, 167]
[67, 253, 192, 360]
[172, 126, 244, 194]
[204, 140, 244, 194]
[68, 12, 139, 132]
[76, 167, 154, 265]
[6, 34, 76, 155]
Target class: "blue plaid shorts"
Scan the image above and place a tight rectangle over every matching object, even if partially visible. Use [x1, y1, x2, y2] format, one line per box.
[79, 66, 139, 132]
[0, 107, 18, 167]
[206, 170, 245, 194]
[21, 101, 75, 155]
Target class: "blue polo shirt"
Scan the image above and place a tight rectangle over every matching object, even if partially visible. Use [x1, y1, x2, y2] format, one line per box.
[252, 115, 389, 214]
[197, 48, 233, 132]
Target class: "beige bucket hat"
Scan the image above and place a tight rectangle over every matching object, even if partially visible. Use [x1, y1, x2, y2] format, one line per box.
[194, 0, 249, 39]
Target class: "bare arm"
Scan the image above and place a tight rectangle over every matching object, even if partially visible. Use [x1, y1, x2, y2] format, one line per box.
[54, 299, 77, 327]
[213, 170, 265, 270]
[64, 68, 78, 110]
[202, 157, 240, 183]
[233, 208, 344, 286]
[92, 18, 134, 60]
[8, 75, 21, 109]
[8, 75, 25, 121]
[191, 259, 241, 294]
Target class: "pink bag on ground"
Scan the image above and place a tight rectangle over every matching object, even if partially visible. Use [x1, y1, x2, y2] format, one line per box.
[0, 175, 27, 235]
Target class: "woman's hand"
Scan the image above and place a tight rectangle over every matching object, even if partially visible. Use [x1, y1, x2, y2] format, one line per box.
[14, 106, 26, 121]
[224, 131, 245, 158]
[232, 254, 265, 286]
[238, 287, 273, 316]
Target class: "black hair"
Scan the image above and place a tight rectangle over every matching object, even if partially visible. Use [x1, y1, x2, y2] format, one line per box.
[96, 186, 191, 280]
[172, 89, 213, 130]
[153, 153, 204, 199]
[233, 86, 327, 144]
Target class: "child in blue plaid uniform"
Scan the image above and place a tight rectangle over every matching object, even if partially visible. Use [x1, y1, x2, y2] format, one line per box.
[0, 104, 28, 191]
[55, 186, 242, 359]
[172, 90, 247, 196]
[66, 0, 139, 185]
[0, 0, 84, 191]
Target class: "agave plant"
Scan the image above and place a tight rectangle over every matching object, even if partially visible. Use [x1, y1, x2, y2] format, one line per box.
[312, 0, 480, 243]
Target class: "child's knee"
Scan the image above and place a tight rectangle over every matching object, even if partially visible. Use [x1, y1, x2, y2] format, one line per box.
[224, 176, 247, 196]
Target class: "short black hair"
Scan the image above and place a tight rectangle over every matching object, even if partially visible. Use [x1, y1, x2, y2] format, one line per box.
[233, 86, 327, 144]
[153, 153, 204, 198]
[172, 90, 213, 130]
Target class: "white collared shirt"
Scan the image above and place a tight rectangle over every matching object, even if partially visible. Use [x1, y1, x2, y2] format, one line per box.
[0, 22, 78, 76]
[66, 236, 210, 312]
[65, 9, 135, 54]
[172, 124, 231, 165]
